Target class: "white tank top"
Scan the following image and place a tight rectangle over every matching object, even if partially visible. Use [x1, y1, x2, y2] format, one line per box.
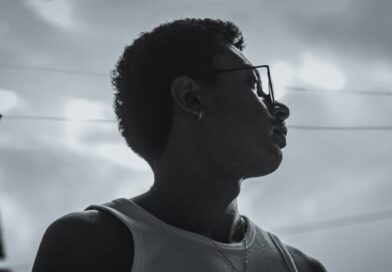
[86, 198, 298, 272]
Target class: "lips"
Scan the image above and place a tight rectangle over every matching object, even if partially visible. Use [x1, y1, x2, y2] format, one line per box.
[271, 124, 287, 148]
[271, 131, 286, 148]
[272, 124, 288, 136]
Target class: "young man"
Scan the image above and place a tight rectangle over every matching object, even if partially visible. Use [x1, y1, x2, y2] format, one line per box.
[32, 18, 327, 272]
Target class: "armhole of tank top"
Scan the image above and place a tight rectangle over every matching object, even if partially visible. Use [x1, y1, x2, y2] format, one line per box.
[85, 204, 145, 272]
[267, 232, 299, 272]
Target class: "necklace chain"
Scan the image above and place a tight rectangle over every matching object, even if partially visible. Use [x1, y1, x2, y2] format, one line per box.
[149, 185, 248, 272]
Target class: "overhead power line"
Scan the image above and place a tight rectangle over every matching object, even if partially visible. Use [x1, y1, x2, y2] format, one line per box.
[286, 86, 392, 97]
[273, 209, 392, 235]
[0, 63, 108, 77]
[289, 125, 392, 131]
[1, 63, 392, 96]
[1, 114, 392, 131]
[1, 115, 114, 123]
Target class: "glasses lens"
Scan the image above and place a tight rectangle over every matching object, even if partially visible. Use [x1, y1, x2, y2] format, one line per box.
[255, 67, 273, 104]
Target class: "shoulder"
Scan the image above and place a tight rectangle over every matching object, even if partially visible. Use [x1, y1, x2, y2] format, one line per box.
[32, 209, 134, 272]
[285, 244, 328, 272]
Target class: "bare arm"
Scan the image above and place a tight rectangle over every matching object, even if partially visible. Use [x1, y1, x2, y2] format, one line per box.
[32, 210, 134, 272]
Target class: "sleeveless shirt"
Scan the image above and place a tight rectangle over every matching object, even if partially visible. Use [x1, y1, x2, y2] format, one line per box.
[85, 198, 298, 272]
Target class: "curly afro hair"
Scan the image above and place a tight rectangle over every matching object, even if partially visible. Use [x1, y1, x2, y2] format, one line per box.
[112, 18, 245, 166]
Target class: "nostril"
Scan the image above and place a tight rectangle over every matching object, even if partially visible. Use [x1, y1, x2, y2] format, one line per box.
[276, 111, 286, 119]
[272, 108, 289, 120]
[269, 102, 290, 120]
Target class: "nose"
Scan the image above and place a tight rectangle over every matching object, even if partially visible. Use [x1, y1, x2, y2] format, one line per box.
[270, 101, 290, 121]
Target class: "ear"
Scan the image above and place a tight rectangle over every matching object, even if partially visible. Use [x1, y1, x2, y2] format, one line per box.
[170, 76, 203, 118]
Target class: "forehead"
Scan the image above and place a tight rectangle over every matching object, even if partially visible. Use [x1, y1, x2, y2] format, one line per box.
[213, 44, 253, 69]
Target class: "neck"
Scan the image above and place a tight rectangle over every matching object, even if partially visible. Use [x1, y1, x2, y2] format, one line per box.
[142, 121, 246, 243]
[154, 179, 240, 213]
[148, 182, 243, 243]
[147, 163, 245, 243]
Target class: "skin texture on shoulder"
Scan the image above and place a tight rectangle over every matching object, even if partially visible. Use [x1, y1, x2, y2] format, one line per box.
[285, 244, 328, 272]
[32, 210, 134, 272]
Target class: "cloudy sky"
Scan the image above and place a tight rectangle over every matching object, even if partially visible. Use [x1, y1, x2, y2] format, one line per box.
[0, 0, 391, 271]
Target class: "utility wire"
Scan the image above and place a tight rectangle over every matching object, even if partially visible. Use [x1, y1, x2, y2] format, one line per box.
[289, 125, 392, 131]
[274, 209, 392, 235]
[1, 117, 392, 237]
[0, 115, 114, 123]
[2, 114, 392, 131]
[1, 63, 392, 96]
[0, 63, 108, 77]
[286, 86, 392, 97]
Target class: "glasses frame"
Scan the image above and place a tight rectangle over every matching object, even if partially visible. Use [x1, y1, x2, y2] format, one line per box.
[209, 65, 275, 105]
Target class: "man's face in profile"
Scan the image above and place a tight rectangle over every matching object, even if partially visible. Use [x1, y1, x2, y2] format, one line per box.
[200, 45, 288, 178]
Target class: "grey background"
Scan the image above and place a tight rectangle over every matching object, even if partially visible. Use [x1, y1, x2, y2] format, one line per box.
[0, 0, 391, 271]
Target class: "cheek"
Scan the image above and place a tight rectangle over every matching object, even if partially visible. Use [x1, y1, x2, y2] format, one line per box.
[220, 94, 266, 126]
[205, 86, 272, 143]
[214, 106, 271, 149]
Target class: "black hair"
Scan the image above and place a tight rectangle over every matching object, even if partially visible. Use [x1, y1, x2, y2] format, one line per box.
[112, 18, 245, 165]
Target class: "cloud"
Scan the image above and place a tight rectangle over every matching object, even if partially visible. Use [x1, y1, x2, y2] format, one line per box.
[1, 1, 392, 271]
[282, 0, 392, 62]
[270, 61, 295, 100]
[25, 0, 75, 30]
[0, 89, 20, 113]
[297, 53, 346, 90]
[95, 143, 150, 171]
[64, 98, 113, 150]
[0, 145, 151, 270]
[62, 98, 149, 171]
[64, 98, 109, 121]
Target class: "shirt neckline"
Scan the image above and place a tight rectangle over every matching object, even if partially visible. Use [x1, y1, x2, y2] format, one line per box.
[118, 198, 256, 250]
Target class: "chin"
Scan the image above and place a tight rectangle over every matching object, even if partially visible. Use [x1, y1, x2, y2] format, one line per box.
[243, 148, 283, 178]
[267, 153, 283, 173]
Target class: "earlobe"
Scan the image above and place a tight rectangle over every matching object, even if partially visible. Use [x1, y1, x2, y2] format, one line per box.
[170, 76, 203, 118]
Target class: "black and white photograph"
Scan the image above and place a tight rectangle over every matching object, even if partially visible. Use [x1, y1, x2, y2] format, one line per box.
[0, 0, 391, 271]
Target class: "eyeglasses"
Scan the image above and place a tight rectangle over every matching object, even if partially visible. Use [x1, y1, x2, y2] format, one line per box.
[209, 65, 275, 105]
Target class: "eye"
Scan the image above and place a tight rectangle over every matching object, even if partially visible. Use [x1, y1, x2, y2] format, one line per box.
[246, 79, 258, 90]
